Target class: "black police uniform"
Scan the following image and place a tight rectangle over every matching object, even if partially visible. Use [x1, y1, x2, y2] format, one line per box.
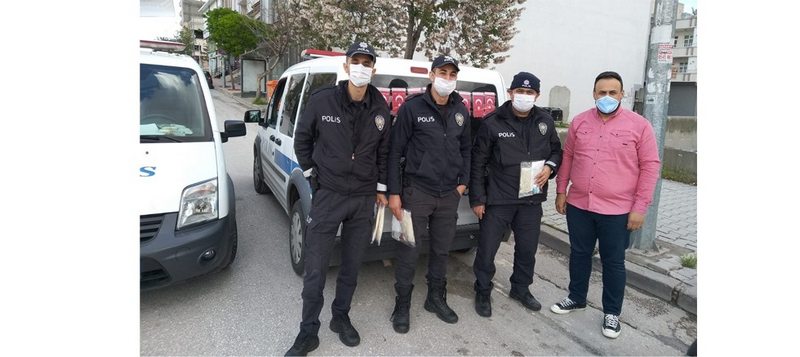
[387, 84, 471, 291]
[469, 100, 562, 298]
[293, 79, 390, 337]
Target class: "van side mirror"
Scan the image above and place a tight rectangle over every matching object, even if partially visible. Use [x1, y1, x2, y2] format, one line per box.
[221, 120, 246, 143]
[243, 109, 262, 123]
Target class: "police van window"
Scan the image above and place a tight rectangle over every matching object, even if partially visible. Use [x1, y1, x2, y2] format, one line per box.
[140, 64, 212, 142]
[267, 78, 287, 128]
[293, 72, 337, 136]
[280, 73, 307, 137]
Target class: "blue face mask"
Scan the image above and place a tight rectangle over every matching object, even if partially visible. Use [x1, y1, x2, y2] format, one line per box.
[595, 95, 620, 114]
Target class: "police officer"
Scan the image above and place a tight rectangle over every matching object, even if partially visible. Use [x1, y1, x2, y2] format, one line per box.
[387, 55, 471, 333]
[469, 72, 562, 317]
[286, 41, 390, 356]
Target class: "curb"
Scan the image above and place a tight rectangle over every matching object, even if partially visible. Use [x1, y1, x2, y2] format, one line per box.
[538, 225, 697, 315]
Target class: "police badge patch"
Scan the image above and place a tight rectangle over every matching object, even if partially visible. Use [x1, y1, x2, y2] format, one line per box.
[455, 113, 464, 127]
[375, 115, 385, 131]
[538, 122, 548, 135]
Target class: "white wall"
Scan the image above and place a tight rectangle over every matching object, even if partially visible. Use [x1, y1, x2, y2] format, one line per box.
[494, 0, 651, 122]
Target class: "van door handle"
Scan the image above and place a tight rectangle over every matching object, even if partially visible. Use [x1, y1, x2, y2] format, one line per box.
[269, 135, 275, 142]
[275, 138, 282, 146]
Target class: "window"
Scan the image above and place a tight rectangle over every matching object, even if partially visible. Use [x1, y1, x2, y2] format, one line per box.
[140, 64, 212, 142]
[294, 72, 337, 136]
[673, 36, 679, 46]
[267, 78, 287, 128]
[683, 34, 694, 47]
[678, 62, 688, 73]
[279, 73, 307, 137]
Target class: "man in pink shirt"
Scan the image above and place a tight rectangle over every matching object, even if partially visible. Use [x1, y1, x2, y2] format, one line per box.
[549, 71, 661, 339]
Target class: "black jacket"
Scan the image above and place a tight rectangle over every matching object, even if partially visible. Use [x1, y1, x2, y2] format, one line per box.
[469, 101, 562, 206]
[388, 85, 471, 197]
[294, 80, 391, 195]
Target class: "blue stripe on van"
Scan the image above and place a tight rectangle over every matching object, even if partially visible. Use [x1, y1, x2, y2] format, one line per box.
[275, 150, 300, 176]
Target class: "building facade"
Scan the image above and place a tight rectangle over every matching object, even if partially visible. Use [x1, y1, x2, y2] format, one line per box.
[669, 2, 697, 116]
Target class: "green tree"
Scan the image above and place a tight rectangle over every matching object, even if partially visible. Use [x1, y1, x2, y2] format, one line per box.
[205, 8, 260, 89]
[157, 26, 194, 56]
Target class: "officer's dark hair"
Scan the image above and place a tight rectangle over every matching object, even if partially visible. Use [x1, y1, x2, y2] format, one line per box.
[593, 71, 623, 91]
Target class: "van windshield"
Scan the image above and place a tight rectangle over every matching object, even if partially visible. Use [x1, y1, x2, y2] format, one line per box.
[140, 64, 212, 142]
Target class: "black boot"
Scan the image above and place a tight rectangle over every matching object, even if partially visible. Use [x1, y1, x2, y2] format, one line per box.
[424, 279, 458, 323]
[474, 292, 492, 317]
[284, 331, 319, 356]
[390, 284, 413, 333]
[329, 314, 360, 347]
[509, 288, 542, 312]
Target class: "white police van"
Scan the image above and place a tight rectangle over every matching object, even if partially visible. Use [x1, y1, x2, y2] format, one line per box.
[245, 55, 507, 275]
[140, 47, 246, 289]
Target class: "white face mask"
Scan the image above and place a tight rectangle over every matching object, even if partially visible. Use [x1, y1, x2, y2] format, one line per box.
[432, 77, 457, 97]
[512, 93, 536, 112]
[348, 64, 372, 87]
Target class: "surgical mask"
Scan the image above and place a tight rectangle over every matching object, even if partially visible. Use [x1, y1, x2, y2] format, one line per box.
[595, 95, 620, 114]
[348, 64, 372, 87]
[432, 77, 457, 97]
[512, 93, 536, 112]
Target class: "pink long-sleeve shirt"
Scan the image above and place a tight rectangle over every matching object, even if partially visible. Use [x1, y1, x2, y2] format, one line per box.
[556, 107, 661, 215]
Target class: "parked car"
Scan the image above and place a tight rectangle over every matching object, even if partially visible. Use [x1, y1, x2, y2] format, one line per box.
[244, 55, 509, 275]
[140, 47, 246, 290]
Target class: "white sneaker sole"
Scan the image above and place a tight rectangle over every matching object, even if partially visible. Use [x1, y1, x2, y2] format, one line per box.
[602, 327, 621, 339]
[550, 304, 586, 314]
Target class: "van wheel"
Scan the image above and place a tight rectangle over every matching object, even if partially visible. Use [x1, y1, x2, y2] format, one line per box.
[289, 200, 306, 276]
[253, 149, 270, 194]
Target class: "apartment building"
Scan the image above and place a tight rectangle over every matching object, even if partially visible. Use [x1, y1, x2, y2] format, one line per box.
[669, 2, 697, 116]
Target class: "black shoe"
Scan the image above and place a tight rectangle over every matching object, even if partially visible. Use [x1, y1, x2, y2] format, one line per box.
[284, 332, 319, 356]
[424, 281, 458, 323]
[550, 297, 587, 314]
[329, 314, 360, 347]
[602, 314, 621, 339]
[509, 289, 542, 311]
[474, 293, 492, 317]
[390, 284, 413, 333]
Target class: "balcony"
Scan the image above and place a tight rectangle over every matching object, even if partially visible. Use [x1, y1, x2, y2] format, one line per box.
[672, 46, 697, 58]
[671, 72, 697, 82]
[676, 17, 697, 30]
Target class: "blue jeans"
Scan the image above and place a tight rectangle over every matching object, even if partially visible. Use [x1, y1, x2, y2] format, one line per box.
[566, 204, 630, 316]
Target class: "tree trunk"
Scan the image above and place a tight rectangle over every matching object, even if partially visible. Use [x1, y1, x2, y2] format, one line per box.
[403, 2, 426, 59]
[230, 56, 237, 90]
[255, 71, 267, 99]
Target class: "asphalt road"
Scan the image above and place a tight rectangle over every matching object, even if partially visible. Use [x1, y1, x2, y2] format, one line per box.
[140, 88, 696, 356]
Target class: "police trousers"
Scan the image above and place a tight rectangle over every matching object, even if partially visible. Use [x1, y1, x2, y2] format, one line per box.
[394, 186, 461, 289]
[300, 188, 374, 335]
[473, 203, 543, 296]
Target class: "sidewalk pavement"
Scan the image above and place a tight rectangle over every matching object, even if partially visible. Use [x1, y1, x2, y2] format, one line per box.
[214, 79, 698, 315]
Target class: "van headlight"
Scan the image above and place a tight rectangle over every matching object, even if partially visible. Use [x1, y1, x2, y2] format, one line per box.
[177, 178, 218, 230]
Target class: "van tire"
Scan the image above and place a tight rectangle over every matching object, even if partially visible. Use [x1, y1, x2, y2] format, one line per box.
[253, 149, 271, 194]
[289, 200, 306, 276]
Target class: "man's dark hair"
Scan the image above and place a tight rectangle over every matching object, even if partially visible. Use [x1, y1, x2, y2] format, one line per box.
[594, 71, 623, 90]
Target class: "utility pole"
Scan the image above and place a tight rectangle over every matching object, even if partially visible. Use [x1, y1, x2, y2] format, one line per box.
[629, 0, 677, 250]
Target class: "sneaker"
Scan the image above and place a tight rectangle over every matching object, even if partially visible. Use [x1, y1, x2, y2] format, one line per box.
[550, 297, 587, 314]
[602, 314, 621, 339]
